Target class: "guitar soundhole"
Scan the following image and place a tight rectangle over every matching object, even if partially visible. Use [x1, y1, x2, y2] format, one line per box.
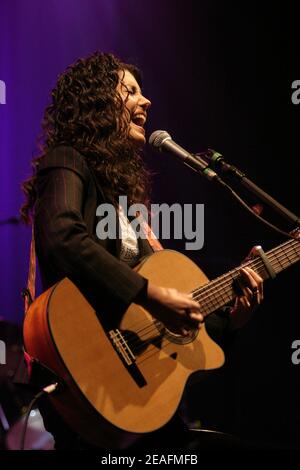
[156, 322, 199, 345]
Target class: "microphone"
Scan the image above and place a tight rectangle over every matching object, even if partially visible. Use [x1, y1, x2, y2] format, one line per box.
[149, 130, 218, 181]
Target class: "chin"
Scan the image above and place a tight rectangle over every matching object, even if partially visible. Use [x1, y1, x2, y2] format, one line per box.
[130, 130, 146, 148]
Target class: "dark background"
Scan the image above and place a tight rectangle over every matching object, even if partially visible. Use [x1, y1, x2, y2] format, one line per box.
[0, 0, 299, 449]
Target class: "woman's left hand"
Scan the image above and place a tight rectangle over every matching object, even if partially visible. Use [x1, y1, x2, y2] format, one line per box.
[230, 266, 264, 330]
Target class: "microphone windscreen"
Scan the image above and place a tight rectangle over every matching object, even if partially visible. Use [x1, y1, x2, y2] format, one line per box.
[149, 130, 171, 148]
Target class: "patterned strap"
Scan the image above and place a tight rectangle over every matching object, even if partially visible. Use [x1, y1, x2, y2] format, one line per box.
[138, 213, 163, 252]
[24, 224, 36, 314]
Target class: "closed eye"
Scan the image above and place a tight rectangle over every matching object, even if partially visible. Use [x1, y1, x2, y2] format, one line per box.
[121, 82, 141, 97]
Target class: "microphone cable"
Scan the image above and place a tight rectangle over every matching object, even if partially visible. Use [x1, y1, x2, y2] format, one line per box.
[19, 382, 58, 451]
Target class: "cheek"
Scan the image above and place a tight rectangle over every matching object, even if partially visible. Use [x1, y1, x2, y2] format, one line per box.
[126, 96, 138, 112]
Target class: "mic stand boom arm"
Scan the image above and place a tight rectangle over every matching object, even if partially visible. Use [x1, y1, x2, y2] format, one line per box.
[203, 150, 300, 228]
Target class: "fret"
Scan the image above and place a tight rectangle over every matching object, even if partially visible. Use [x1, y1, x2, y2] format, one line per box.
[284, 246, 294, 265]
[271, 245, 298, 272]
[273, 251, 285, 272]
[271, 241, 299, 274]
[291, 243, 300, 261]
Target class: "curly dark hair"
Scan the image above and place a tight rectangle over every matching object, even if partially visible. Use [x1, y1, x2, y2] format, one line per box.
[21, 51, 151, 223]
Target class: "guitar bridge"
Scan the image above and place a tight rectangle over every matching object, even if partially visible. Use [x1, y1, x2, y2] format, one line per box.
[109, 329, 135, 365]
[108, 329, 147, 387]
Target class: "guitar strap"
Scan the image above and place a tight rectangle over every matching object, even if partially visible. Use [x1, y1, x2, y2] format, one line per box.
[21, 225, 37, 380]
[88, 165, 163, 253]
[137, 212, 163, 252]
[24, 224, 36, 313]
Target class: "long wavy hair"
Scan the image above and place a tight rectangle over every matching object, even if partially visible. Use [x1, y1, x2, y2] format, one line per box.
[21, 51, 151, 224]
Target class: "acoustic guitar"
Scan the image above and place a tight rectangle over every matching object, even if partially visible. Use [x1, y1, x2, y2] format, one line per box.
[23, 236, 299, 448]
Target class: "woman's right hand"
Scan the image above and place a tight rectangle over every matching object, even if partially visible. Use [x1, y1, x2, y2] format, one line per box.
[140, 282, 204, 336]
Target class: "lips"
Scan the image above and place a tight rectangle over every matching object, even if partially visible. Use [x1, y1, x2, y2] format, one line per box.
[131, 113, 147, 127]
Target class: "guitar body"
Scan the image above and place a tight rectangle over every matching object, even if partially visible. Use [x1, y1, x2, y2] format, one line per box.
[23, 250, 225, 448]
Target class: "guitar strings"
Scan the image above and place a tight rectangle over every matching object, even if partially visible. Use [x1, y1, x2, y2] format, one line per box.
[127, 242, 298, 339]
[191, 241, 299, 299]
[132, 243, 300, 362]
[119, 243, 299, 353]
[192, 243, 299, 304]
[118, 244, 298, 358]
[135, 246, 294, 362]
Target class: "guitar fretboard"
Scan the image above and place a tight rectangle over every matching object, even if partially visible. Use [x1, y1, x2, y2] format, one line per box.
[192, 238, 300, 317]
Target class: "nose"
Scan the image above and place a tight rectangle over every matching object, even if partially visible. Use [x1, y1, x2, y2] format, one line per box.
[139, 94, 151, 111]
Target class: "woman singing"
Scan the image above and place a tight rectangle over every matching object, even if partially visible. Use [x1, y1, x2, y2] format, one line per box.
[21, 51, 263, 450]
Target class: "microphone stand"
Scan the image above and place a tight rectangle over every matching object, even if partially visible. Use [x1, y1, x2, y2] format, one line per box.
[198, 150, 300, 228]
[0, 216, 21, 226]
[148, 130, 299, 233]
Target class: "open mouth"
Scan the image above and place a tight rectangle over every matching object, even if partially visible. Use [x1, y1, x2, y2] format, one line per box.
[131, 113, 146, 128]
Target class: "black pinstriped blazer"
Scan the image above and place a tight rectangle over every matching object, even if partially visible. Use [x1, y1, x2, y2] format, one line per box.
[34, 145, 153, 325]
[15, 145, 231, 391]
[33, 145, 230, 339]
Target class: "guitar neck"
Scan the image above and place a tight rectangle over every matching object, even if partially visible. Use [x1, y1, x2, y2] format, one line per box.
[193, 238, 300, 318]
